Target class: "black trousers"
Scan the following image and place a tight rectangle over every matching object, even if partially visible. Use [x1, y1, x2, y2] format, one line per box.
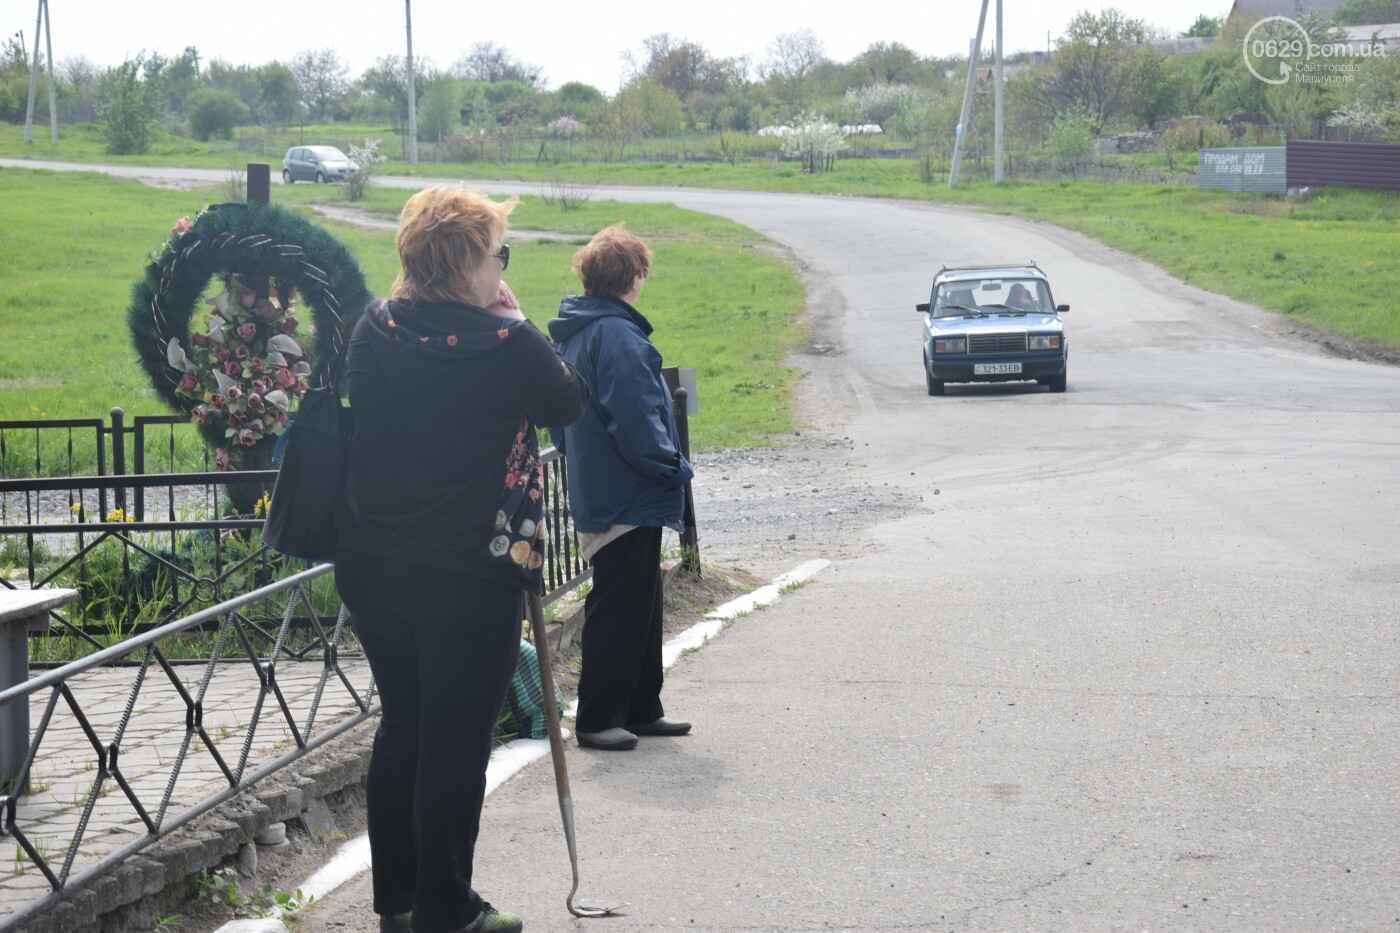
[335, 550, 522, 933]
[576, 526, 666, 733]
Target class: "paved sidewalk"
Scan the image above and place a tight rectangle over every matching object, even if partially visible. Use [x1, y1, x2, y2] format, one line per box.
[0, 655, 373, 925]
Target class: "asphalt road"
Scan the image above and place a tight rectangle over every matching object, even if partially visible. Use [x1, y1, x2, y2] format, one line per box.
[9, 159, 1398, 931]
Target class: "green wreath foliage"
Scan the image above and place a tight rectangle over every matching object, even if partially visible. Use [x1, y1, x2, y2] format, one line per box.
[127, 201, 372, 471]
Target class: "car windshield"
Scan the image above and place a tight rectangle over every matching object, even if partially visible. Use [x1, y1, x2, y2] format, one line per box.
[307, 146, 349, 161]
[933, 278, 1051, 316]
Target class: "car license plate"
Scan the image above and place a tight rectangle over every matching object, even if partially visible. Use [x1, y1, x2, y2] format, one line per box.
[974, 363, 1022, 375]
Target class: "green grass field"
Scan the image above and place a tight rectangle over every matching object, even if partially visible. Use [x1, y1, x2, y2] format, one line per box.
[6, 120, 1396, 350]
[0, 167, 804, 473]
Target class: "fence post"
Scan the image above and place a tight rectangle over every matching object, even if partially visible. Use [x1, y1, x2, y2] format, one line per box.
[661, 367, 700, 576]
[0, 589, 76, 794]
[108, 407, 125, 518]
[247, 163, 270, 205]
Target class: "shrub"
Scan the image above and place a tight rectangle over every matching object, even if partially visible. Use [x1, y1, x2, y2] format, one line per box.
[188, 89, 249, 142]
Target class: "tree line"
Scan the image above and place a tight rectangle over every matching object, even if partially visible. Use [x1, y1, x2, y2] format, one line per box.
[3, 2, 1397, 159]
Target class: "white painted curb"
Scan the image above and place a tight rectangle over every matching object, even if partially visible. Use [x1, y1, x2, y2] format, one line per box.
[213, 558, 828, 932]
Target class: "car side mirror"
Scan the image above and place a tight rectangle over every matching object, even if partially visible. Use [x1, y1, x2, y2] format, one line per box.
[1055, 304, 1070, 313]
[916, 302, 930, 313]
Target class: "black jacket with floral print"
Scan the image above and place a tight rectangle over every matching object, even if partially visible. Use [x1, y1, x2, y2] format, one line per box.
[337, 299, 589, 591]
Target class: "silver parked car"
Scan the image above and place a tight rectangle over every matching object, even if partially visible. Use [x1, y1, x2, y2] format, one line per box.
[281, 146, 358, 184]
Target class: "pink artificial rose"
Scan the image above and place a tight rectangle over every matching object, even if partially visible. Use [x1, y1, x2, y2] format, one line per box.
[247, 393, 266, 413]
[273, 368, 296, 390]
[249, 357, 264, 374]
[250, 378, 269, 395]
[179, 372, 198, 391]
[238, 288, 257, 309]
[234, 345, 250, 361]
[231, 408, 249, 424]
[191, 333, 209, 348]
[281, 318, 299, 334]
[248, 418, 264, 434]
[237, 323, 257, 342]
[191, 404, 209, 424]
[209, 393, 225, 411]
[238, 429, 257, 447]
[224, 360, 241, 376]
[215, 448, 229, 472]
[212, 344, 231, 362]
[227, 413, 239, 428]
[226, 386, 243, 400]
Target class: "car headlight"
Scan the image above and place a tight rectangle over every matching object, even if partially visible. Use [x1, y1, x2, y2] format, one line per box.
[934, 338, 966, 354]
[1029, 335, 1061, 350]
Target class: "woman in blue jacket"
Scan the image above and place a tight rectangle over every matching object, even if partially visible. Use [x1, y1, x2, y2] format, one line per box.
[549, 224, 694, 751]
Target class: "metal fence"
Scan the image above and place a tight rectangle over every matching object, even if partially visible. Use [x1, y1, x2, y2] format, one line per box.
[1197, 146, 1288, 194]
[0, 565, 369, 931]
[1286, 139, 1400, 192]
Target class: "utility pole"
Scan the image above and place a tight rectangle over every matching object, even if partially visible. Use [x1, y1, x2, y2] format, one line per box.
[949, 0, 991, 188]
[405, 0, 419, 165]
[23, 0, 58, 145]
[994, 0, 1005, 183]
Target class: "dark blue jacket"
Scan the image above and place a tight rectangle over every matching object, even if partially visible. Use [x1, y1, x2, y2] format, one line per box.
[548, 294, 693, 533]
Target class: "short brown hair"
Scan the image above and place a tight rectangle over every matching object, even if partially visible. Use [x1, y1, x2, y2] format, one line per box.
[392, 186, 517, 304]
[572, 224, 652, 298]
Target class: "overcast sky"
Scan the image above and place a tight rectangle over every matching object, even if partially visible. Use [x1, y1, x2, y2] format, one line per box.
[9, 0, 1230, 94]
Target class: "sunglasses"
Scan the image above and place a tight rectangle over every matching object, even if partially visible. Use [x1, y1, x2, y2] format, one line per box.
[491, 244, 511, 271]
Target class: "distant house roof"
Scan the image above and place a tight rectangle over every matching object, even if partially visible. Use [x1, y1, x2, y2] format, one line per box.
[1143, 36, 1220, 56]
[1341, 22, 1400, 42]
[1229, 0, 1347, 18]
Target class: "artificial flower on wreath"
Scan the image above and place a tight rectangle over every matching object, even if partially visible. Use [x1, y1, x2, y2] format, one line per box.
[164, 273, 313, 471]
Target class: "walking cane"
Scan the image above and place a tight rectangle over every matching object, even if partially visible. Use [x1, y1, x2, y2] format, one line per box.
[526, 591, 626, 918]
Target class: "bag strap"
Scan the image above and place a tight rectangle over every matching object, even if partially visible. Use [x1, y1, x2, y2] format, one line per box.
[325, 298, 388, 394]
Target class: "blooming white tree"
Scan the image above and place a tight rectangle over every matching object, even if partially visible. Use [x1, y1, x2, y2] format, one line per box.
[779, 114, 846, 173]
[346, 139, 387, 201]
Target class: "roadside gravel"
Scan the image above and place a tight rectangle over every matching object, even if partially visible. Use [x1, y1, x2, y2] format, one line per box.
[686, 435, 926, 579]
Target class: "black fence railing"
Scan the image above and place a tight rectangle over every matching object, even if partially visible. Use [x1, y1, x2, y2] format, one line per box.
[0, 408, 208, 485]
[0, 564, 371, 932]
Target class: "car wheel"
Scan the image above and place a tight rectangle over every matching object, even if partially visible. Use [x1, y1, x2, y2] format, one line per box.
[315, 171, 327, 184]
[282, 170, 293, 185]
[925, 364, 945, 396]
[1046, 370, 1067, 393]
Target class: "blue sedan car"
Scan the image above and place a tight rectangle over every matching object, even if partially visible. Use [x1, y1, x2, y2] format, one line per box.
[917, 263, 1069, 395]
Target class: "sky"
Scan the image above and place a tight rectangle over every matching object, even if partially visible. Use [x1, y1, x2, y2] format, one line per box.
[8, 0, 1230, 94]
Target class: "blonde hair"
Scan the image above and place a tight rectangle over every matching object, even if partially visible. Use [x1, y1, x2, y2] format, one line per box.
[391, 186, 517, 304]
[572, 223, 652, 298]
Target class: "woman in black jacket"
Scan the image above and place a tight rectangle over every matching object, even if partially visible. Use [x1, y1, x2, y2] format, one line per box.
[336, 186, 589, 933]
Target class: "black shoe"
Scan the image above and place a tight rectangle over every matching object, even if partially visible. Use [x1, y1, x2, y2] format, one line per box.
[576, 727, 638, 750]
[627, 717, 691, 736]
